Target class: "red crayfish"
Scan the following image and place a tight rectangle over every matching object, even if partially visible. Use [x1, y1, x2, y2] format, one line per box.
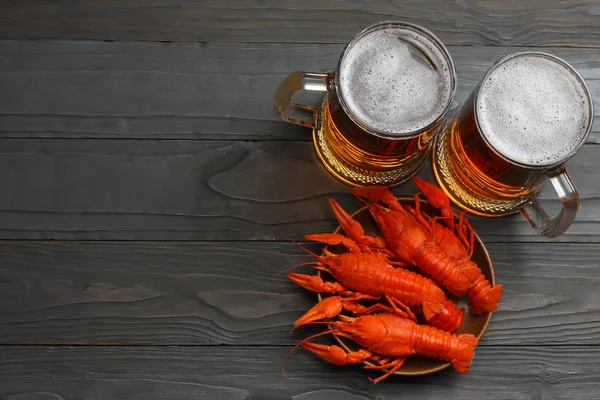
[348, 178, 503, 315]
[283, 178, 500, 382]
[288, 233, 464, 333]
[285, 296, 477, 383]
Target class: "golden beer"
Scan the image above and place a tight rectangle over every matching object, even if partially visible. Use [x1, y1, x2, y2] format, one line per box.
[433, 52, 593, 237]
[312, 91, 439, 186]
[434, 93, 549, 215]
[274, 21, 456, 186]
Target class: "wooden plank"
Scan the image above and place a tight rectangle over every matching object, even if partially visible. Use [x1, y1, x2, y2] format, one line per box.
[1, 346, 599, 399]
[1, 41, 599, 142]
[1, 1, 600, 47]
[0, 139, 597, 242]
[1, 241, 599, 346]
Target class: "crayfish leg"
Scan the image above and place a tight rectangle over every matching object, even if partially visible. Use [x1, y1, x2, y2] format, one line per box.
[369, 355, 392, 366]
[457, 213, 476, 258]
[386, 259, 415, 268]
[351, 295, 417, 321]
[365, 358, 407, 383]
[353, 302, 398, 317]
[385, 296, 418, 322]
[411, 193, 433, 231]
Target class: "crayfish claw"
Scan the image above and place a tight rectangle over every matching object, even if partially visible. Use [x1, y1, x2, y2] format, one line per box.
[288, 273, 346, 294]
[413, 177, 455, 231]
[413, 177, 450, 209]
[303, 342, 371, 366]
[328, 198, 366, 240]
[304, 233, 361, 253]
[293, 296, 343, 328]
[351, 186, 404, 213]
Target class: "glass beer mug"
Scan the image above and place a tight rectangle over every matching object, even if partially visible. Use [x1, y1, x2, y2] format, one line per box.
[274, 21, 456, 186]
[433, 52, 593, 238]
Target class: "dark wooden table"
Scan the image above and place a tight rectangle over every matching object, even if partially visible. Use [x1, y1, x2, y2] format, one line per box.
[1, 2, 600, 399]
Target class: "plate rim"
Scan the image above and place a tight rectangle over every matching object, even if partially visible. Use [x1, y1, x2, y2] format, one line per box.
[316, 196, 495, 377]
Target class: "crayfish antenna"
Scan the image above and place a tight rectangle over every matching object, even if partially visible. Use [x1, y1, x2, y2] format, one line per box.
[275, 261, 319, 277]
[282, 328, 334, 378]
[289, 320, 337, 334]
[272, 227, 320, 259]
[350, 192, 374, 209]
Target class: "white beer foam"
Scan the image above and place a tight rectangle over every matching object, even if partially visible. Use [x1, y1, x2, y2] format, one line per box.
[477, 54, 590, 166]
[339, 26, 453, 136]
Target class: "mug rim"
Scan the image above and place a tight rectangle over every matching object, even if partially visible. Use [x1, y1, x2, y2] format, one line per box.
[334, 20, 457, 140]
[472, 51, 594, 169]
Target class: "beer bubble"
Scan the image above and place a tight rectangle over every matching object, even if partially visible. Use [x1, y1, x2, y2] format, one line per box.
[476, 54, 590, 166]
[339, 25, 453, 135]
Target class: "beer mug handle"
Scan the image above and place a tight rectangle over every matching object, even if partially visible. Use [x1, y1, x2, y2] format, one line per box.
[520, 167, 579, 238]
[273, 71, 330, 128]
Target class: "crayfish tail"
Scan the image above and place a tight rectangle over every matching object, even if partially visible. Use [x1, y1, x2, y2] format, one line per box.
[426, 299, 465, 333]
[451, 333, 478, 374]
[490, 284, 503, 304]
[421, 300, 443, 321]
[467, 275, 503, 315]
[458, 333, 478, 348]
[459, 260, 482, 282]
[451, 357, 472, 374]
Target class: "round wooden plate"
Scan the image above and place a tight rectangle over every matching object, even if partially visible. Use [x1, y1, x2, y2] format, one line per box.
[316, 197, 495, 376]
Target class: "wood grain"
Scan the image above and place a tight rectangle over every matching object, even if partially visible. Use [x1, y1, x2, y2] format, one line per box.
[1, 1, 600, 47]
[1, 346, 600, 399]
[1, 241, 599, 346]
[0, 138, 597, 241]
[1, 4, 598, 397]
[1, 41, 599, 142]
